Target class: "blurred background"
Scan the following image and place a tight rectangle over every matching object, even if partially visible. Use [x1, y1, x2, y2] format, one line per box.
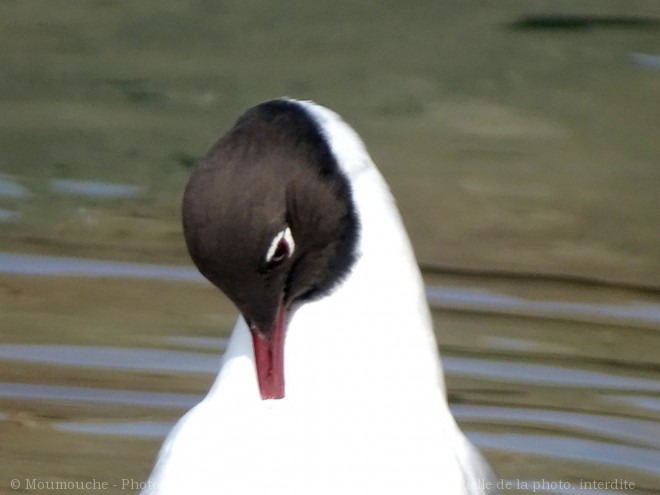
[0, 0, 658, 493]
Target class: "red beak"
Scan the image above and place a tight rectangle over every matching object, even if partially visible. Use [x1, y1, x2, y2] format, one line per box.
[249, 304, 286, 400]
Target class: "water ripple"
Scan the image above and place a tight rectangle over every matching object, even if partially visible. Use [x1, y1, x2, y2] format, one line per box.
[0, 345, 220, 374]
[0, 382, 199, 409]
[50, 179, 144, 199]
[1, 252, 658, 330]
[452, 405, 660, 449]
[469, 432, 660, 475]
[54, 420, 173, 438]
[427, 286, 660, 328]
[0, 252, 203, 281]
[0, 175, 30, 199]
[444, 356, 660, 392]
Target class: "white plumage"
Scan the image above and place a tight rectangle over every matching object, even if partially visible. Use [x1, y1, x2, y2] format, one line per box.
[143, 100, 494, 495]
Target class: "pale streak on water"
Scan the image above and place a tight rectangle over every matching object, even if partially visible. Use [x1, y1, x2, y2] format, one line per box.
[0, 252, 658, 493]
[1, 251, 658, 326]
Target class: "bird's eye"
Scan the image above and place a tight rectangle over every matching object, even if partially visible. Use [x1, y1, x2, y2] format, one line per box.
[265, 226, 295, 265]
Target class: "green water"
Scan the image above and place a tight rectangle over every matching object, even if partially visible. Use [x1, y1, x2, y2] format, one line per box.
[1, 0, 659, 284]
[0, 1, 659, 494]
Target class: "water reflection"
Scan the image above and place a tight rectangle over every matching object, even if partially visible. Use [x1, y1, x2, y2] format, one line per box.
[469, 433, 660, 475]
[55, 420, 173, 439]
[0, 252, 202, 281]
[444, 356, 660, 392]
[49, 179, 144, 199]
[508, 14, 660, 31]
[0, 383, 198, 409]
[0, 175, 29, 199]
[427, 286, 660, 327]
[0, 345, 220, 374]
[2, 251, 658, 327]
[630, 53, 660, 71]
[0, 253, 658, 491]
[166, 336, 228, 350]
[452, 405, 660, 449]
[601, 394, 660, 414]
[0, 208, 19, 223]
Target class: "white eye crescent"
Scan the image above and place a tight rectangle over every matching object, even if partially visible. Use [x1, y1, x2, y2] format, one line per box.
[265, 226, 295, 264]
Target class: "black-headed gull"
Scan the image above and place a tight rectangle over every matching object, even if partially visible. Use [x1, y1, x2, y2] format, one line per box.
[142, 99, 496, 495]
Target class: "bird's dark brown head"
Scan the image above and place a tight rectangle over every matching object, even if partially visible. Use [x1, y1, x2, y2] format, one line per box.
[182, 99, 359, 399]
